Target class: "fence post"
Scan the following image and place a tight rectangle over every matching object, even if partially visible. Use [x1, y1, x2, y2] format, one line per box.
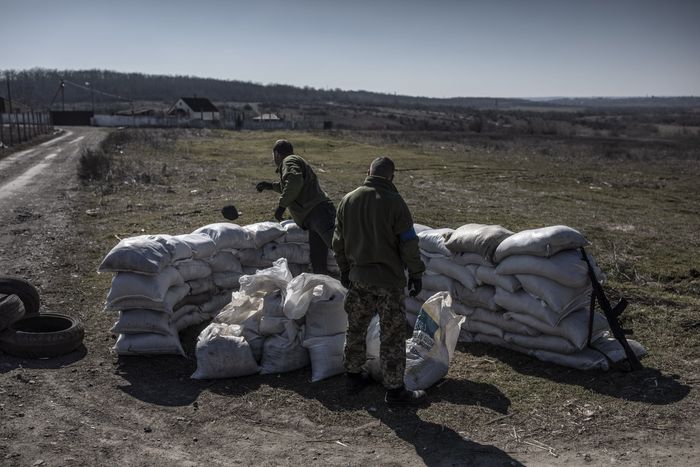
[0, 112, 4, 147]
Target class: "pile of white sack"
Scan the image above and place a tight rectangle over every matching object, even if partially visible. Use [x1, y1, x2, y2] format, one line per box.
[406, 224, 646, 371]
[100, 220, 338, 356]
[192, 258, 349, 382]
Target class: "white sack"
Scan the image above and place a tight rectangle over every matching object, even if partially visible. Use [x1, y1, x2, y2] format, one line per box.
[305, 296, 348, 339]
[504, 332, 577, 354]
[496, 250, 605, 288]
[283, 273, 345, 320]
[404, 292, 465, 391]
[207, 251, 243, 273]
[421, 273, 456, 294]
[188, 277, 217, 295]
[193, 223, 255, 250]
[259, 329, 310, 374]
[494, 225, 590, 263]
[364, 315, 382, 382]
[99, 235, 174, 275]
[244, 221, 286, 248]
[428, 257, 478, 291]
[452, 252, 494, 267]
[470, 307, 540, 336]
[471, 332, 534, 355]
[175, 259, 212, 281]
[455, 284, 500, 312]
[106, 284, 190, 313]
[191, 323, 260, 379]
[263, 242, 310, 265]
[174, 309, 208, 332]
[444, 224, 513, 261]
[516, 274, 592, 315]
[107, 266, 184, 305]
[238, 258, 293, 297]
[113, 332, 185, 356]
[200, 292, 233, 317]
[505, 309, 608, 350]
[236, 249, 274, 268]
[418, 228, 454, 256]
[303, 333, 346, 382]
[173, 233, 216, 259]
[212, 272, 243, 290]
[276, 220, 309, 243]
[475, 265, 521, 293]
[493, 287, 562, 327]
[110, 309, 172, 335]
[172, 304, 200, 323]
[461, 319, 505, 339]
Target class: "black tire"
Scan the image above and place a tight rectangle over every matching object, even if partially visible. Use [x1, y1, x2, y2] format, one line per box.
[0, 313, 84, 358]
[0, 276, 41, 316]
[0, 294, 26, 331]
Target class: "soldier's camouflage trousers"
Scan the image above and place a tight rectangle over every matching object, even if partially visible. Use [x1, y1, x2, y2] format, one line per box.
[344, 281, 408, 389]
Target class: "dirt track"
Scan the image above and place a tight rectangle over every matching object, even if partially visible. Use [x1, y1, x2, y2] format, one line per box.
[0, 128, 698, 466]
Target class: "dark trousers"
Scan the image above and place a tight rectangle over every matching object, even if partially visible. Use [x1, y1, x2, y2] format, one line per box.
[304, 201, 336, 275]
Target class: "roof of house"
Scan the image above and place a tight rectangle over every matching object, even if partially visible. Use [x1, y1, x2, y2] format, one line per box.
[253, 113, 280, 121]
[179, 97, 219, 112]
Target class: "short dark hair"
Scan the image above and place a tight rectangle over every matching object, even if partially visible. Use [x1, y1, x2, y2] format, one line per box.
[369, 156, 395, 179]
[273, 139, 294, 157]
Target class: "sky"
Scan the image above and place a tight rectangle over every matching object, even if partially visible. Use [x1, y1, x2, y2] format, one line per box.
[1, 0, 699, 98]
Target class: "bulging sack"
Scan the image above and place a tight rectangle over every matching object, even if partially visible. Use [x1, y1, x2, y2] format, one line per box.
[404, 292, 465, 391]
[496, 250, 604, 289]
[444, 224, 513, 262]
[259, 328, 310, 374]
[303, 333, 346, 382]
[174, 233, 217, 260]
[193, 223, 255, 250]
[191, 323, 260, 379]
[494, 225, 590, 263]
[99, 235, 175, 275]
[283, 273, 346, 320]
[244, 222, 286, 248]
[106, 266, 184, 305]
[418, 228, 454, 256]
[238, 258, 293, 297]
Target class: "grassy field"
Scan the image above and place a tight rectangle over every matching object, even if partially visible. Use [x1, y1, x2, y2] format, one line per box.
[76, 127, 699, 462]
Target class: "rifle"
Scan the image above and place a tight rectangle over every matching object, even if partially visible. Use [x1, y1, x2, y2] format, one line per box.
[580, 247, 642, 371]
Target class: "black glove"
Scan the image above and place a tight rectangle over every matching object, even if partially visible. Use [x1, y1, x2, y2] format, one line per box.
[274, 206, 286, 222]
[340, 270, 351, 289]
[407, 277, 422, 297]
[256, 181, 274, 192]
[221, 205, 239, 221]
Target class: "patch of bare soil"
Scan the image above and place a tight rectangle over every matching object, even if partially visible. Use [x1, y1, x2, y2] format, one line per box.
[0, 128, 698, 466]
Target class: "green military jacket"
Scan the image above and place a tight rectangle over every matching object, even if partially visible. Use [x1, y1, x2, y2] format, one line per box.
[272, 155, 330, 227]
[333, 175, 425, 289]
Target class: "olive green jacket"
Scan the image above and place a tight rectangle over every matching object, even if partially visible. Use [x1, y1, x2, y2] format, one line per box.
[333, 175, 425, 289]
[272, 155, 330, 227]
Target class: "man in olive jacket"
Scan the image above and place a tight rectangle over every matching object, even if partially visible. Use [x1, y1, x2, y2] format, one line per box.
[256, 139, 336, 274]
[333, 156, 426, 407]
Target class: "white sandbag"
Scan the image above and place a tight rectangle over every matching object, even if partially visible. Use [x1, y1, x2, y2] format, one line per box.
[494, 225, 591, 263]
[417, 228, 454, 256]
[591, 334, 647, 362]
[495, 250, 604, 288]
[172, 304, 200, 323]
[305, 296, 348, 339]
[174, 309, 208, 332]
[505, 308, 608, 350]
[106, 284, 190, 312]
[212, 271, 243, 290]
[283, 273, 345, 320]
[244, 222, 286, 248]
[413, 223, 433, 234]
[263, 242, 310, 265]
[363, 315, 382, 382]
[471, 307, 540, 336]
[276, 220, 309, 243]
[207, 251, 243, 273]
[239, 258, 293, 297]
[504, 332, 577, 354]
[444, 224, 513, 261]
[452, 301, 475, 317]
[471, 332, 534, 355]
[175, 259, 212, 281]
[106, 266, 184, 305]
[303, 333, 346, 382]
[110, 309, 172, 335]
[461, 319, 504, 339]
[259, 316, 289, 335]
[405, 297, 424, 314]
[200, 292, 233, 317]
[236, 249, 274, 268]
[452, 252, 494, 267]
[174, 233, 217, 259]
[188, 277, 217, 296]
[428, 257, 477, 291]
[215, 291, 263, 325]
[475, 265, 521, 293]
[404, 292, 465, 391]
[516, 274, 592, 315]
[98, 235, 173, 275]
[421, 273, 456, 294]
[493, 287, 562, 327]
[454, 284, 500, 312]
[193, 223, 255, 250]
[259, 329, 310, 374]
[113, 331, 185, 356]
[529, 333, 647, 371]
[191, 323, 260, 379]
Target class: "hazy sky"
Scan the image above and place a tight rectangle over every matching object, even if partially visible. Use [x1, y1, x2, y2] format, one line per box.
[2, 0, 699, 98]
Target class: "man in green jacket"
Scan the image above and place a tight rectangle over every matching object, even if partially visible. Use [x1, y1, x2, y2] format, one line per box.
[333, 156, 426, 407]
[256, 139, 336, 275]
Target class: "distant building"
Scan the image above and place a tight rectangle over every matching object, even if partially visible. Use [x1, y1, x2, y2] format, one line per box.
[253, 113, 282, 121]
[168, 97, 220, 121]
[115, 108, 158, 116]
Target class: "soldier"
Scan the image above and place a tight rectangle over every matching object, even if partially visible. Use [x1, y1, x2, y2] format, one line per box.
[256, 139, 336, 275]
[333, 156, 427, 407]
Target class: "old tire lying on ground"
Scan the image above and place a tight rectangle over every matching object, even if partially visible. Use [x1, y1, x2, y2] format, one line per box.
[0, 313, 84, 358]
[0, 294, 26, 331]
[0, 276, 41, 316]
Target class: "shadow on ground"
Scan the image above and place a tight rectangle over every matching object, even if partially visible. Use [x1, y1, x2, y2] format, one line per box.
[459, 342, 691, 405]
[0, 345, 87, 374]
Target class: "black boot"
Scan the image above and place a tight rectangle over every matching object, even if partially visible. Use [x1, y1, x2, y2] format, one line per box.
[385, 386, 427, 407]
[345, 371, 372, 395]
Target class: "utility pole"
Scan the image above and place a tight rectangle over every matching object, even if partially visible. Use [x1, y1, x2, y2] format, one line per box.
[5, 73, 13, 146]
[60, 79, 65, 111]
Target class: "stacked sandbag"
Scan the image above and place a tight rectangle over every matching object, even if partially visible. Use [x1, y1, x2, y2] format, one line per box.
[405, 224, 647, 370]
[100, 235, 192, 356]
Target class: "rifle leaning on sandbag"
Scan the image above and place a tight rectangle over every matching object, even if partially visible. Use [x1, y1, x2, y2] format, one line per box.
[580, 247, 643, 371]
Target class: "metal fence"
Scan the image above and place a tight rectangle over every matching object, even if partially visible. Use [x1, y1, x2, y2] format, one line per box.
[0, 111, 53, 148]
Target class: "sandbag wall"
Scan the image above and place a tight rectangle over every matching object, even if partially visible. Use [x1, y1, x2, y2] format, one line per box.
[100, 221, 338, 356]
[405, 224, 646, 371]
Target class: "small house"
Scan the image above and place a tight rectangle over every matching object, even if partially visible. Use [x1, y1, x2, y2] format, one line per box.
[168, 97, 220, 121]
[253, 113, 282, 121]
